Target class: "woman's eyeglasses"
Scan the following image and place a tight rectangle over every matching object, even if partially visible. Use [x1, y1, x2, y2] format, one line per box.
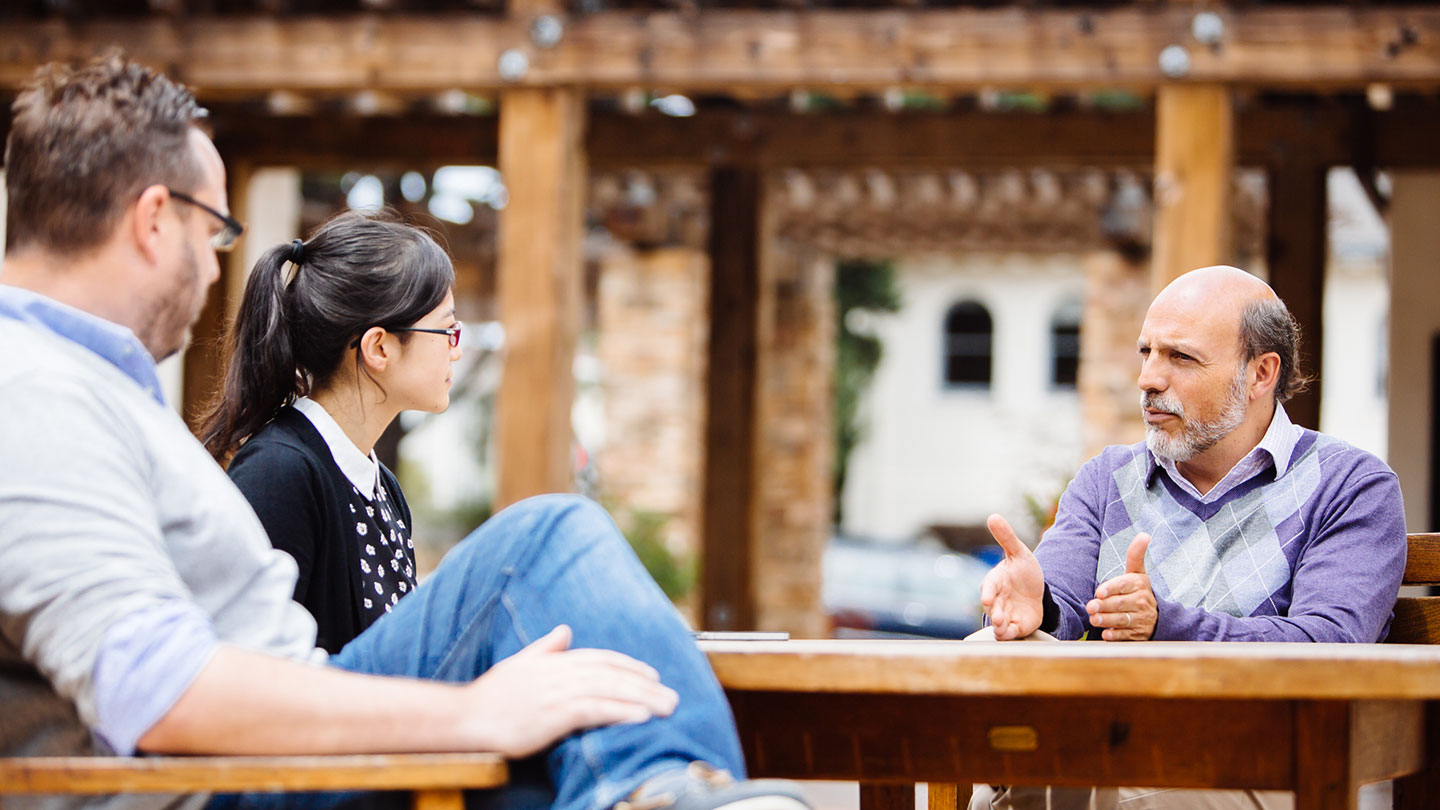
[387, 322, 463, 348]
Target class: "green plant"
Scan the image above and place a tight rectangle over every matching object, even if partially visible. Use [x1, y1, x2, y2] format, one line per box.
[833, 258, 903, 525]
[614, 507, 696, 602]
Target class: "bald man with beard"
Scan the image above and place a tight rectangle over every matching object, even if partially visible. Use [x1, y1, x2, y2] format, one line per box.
[972, 266, 1406, 810]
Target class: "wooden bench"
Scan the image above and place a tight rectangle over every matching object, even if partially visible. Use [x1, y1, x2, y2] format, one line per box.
[1387, 532, 1440, 645]
[0, 753, 506, 810]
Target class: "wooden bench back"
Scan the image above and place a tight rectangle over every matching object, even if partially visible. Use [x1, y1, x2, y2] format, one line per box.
[1387, 533, 1440, 644]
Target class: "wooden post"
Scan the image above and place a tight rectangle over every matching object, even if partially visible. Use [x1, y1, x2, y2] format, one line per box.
[1151, 84, 1234, 295]
[1266, 160, 1328, 430]
[859, 784, 915, 810]
[701, 165, 762, 631]
[182, 161, 250, 434]
[494, 87, 585, 508]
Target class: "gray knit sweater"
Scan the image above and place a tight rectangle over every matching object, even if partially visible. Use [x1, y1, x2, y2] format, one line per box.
[0, 317, 322, 810]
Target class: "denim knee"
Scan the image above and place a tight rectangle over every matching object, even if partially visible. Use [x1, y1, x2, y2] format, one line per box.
[457, 493, 623, 575]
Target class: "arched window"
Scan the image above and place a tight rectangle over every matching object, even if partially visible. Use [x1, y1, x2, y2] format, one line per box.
[943, 301, 993, 387]
[1051, 300, 1082, 388]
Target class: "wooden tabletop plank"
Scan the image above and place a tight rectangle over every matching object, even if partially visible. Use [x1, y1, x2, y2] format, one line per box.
[0, 754, 506, 795]
[701, 639, 1440, 700]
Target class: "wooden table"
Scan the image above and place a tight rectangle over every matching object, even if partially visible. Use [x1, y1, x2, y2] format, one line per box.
[702, 639, 1440, 810]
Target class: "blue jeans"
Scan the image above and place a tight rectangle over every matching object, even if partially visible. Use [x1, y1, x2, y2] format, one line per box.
[210, 495, 745, 810]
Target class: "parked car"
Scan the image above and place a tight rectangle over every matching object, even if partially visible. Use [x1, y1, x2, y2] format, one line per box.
[822, 534, 994, 638]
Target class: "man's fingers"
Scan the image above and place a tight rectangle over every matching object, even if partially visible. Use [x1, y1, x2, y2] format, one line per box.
[1093, 574, 1145, 599]
[980, 571, 999, 606]
[520, 625, 573, 656]
[1125, 534, 1151, 575]
[986, 514, 1030, 560]
[558, 648, 662, 681]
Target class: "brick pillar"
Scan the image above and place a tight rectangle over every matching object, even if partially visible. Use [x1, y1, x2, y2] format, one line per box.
[596, 247, 710, 618]
[750, 217, 834, 637]
[1079, 251, 1150, 458]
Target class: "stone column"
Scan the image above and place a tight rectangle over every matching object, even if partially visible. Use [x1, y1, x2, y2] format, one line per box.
[1079, 251, 1149, 459]
[750, 208, 835, 637]
[596, 246, 710, 618]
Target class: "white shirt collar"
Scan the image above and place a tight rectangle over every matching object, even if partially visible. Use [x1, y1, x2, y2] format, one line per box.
[293, 397, 382, 500]
[1153, 403, 1302, 503]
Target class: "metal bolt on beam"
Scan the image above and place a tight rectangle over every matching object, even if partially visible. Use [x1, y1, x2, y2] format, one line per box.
[1192, 12, 1224, 46]
[1159, 45, 1192, 79]
[531, 15, 564, 49]
[497, 49, 530, 82]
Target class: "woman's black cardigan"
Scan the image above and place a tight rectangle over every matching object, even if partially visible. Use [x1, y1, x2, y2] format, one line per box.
[228, 407, 413, 654]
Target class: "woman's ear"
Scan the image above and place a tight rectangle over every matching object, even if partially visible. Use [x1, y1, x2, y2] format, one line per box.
[356, 327, 392, 373]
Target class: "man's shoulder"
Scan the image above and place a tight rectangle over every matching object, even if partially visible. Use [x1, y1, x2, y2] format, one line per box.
[1294, 428, 1396, 482]
[0, 318, 97, 382]
[0, 320, 129, 418]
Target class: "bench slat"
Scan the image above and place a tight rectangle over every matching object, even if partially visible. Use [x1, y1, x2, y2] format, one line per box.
[1405, 534, 1440, 586]
[1389, 596, 1440, 645]
[0, 754, 506, 795]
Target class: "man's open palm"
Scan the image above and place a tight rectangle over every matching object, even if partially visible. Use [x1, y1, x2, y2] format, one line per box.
[979, 514, 1046, 640]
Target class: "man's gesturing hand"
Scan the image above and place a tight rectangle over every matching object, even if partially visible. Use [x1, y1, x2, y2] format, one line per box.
[978, 514, 1046, 641]
[1086, 534, 1157, 641]
[461, 625, 678, 757]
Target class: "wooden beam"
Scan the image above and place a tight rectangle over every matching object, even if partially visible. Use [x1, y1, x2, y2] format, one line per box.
[129, 103, 1440, 175]
[1151, 84, 1234, 293]
[1266, 158, 1328, 430]
[6, 8, 1440, 94]
[493, 88, 585, 507]
[209, 114, 498, 170]
[701, 165, 761, 632]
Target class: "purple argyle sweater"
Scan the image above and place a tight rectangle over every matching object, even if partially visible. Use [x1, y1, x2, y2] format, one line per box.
[1035, 430, 1406, 642]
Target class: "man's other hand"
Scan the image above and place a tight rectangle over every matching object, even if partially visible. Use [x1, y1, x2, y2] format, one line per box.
[462, 625, 678, 757]
[978, 514, 1046, 641]
[1087, 534, 1157, 641]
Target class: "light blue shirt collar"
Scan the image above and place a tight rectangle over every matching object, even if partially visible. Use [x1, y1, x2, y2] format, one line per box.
[0, 284, 165, 405]
[1152, 403, 1302, 503]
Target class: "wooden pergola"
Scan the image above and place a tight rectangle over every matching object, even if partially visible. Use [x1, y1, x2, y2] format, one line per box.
[4, 1, 1440, 630]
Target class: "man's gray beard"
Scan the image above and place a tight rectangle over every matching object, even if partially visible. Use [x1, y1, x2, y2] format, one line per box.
[1143, 365, 1249, 463]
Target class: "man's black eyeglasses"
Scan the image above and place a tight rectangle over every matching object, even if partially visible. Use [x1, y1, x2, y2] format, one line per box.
[167, 187, 245, 252]
[350, 323, 463, 349]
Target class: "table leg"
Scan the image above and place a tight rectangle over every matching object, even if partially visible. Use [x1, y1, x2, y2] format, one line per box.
[412, 788, 465, 810]
[1294, 702, 1356, 810]
[927, 783, 965, 810]
[1393, 701, 1440, 810]
[860, 783, 915, 810]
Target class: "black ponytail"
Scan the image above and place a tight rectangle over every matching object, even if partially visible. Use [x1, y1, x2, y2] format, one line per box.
[201, 210, 454, 463]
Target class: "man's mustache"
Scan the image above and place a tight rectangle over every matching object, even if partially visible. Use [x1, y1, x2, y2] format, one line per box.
[1142, 392, 1184, 417]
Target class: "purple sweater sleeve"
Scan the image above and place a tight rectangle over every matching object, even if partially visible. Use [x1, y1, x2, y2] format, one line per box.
[1033, 457, 1109, 641]
[1151, 470, 1406, 642]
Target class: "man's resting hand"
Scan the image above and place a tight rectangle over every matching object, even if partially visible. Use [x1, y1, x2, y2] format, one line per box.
[1086, 534, 1156, 641]
[461, 625, 677, 757]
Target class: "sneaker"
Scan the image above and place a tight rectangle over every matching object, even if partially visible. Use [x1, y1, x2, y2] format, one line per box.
[613, 762, 812, 810]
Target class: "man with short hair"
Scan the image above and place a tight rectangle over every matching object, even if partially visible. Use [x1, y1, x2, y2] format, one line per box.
[0, 56, 808, 810]
[973, 266, 1407, 809]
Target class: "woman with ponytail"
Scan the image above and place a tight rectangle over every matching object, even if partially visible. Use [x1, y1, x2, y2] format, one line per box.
[199, 212, 813, 810]
[201, 210, 459, 653]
